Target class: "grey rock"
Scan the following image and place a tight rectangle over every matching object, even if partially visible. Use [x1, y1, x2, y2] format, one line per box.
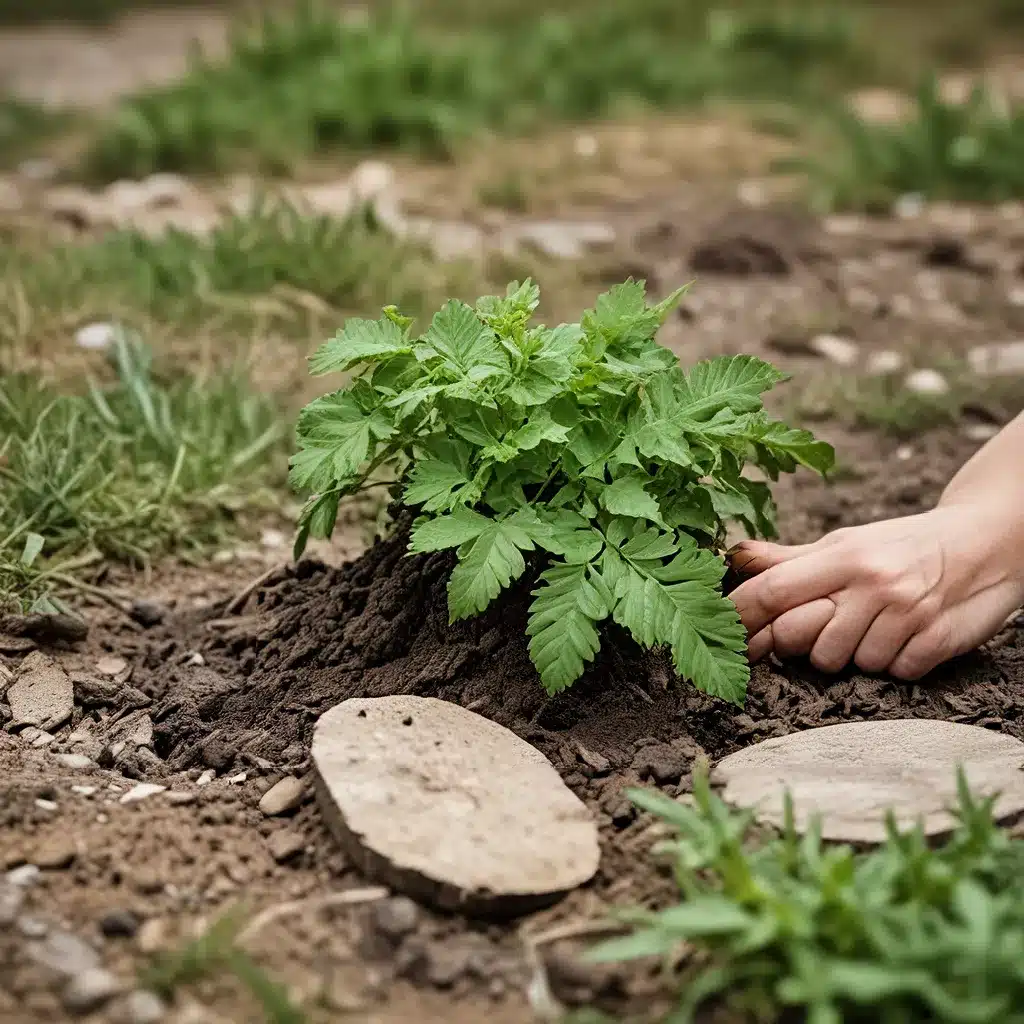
[0, 612, 87, 644]
[7, 651, 74, 730]
[26, 930, 100, 976]
[109, 989, 167, 1024]
[130, 600, 166, 628]
[574, 742, 610, 775]
[267, 829, 305, 863]
[258, 776, 305, 817]
[371, 896, 420, 941]
[71, 673, 121, 706]
[63, 967, 122, 1013]
[99, 909, 140, 939]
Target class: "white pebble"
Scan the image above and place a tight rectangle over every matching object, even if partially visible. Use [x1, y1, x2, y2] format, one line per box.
[75, 322, 118, 351]
[196, 769, 215, 787]
[896, 445, 914, 461]
[866, 350, 904, 376]
[71, 786, 97, 797]
[893, 192, 924, 219]
[35, 799, 58, 812]
[904, 368, 950, 396]
[119, 784, 167, 805]
[573, 133, 598, 158]
[809, 333, 860, 367]
[6, 864, 40, 887]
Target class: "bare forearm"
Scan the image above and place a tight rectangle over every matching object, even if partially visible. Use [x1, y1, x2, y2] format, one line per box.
[940, 412, 1024, 508]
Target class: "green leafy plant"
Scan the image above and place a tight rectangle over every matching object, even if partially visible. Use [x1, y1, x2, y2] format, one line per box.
[291, 279, 832, 704]
[589, 765, 1024, 1023]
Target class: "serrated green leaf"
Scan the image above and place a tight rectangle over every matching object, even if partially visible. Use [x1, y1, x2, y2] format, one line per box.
[600, 475, 666, 526]
[679, 355, 787, 421]
[447, 512, 540, 620]
[527, 561, 610, 694]
[612, 559, 747, 704]
[309, 317, 410, 375]
[753, 419, 836, 475]
[422, 299, 507, 378]
[403, 460, 480, 512]
[409, 507, 492, 553]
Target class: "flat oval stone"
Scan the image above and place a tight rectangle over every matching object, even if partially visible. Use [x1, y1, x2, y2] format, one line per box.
[712, 719, 1024, 844]
[312, 696, 600, 916]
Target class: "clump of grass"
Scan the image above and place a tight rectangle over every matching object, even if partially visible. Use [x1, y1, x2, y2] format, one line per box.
[0, 332, 287, 612]
[145, 908, 306, 1024]
[797, 77, 1024, 211]
[0, 96, 69, 169]
[81, 1, 873, 179]
[0, 200, 454, 353]
[589, 765, 1024, 1023]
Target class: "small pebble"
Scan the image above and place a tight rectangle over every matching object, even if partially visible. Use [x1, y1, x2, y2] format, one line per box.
[35, 799, 58, 812]
[55, 753, 95, 771]
[228, 772, 247, 785]
[63, 967, 122, 1013]
[18, 916, 48, 938]
[110, 989, 167, 1024]
[120, 783, 167, 805]
[72, 785, 98, 796]
[808, 333, 859, 367]
[96, 656, 128, 677]
[0, 883, 24, 924]
[904, 368, 950, 396]
[893, 192, 925, 219]
[964, 422, 1000, 442]
[896, 445, 914, 461]
[196, 770, 215, 787]
[26, 930, 100, 975]
[99, 909, 140, 939]
[372, 896, 420, 941]
[164, 791, 197, 806]
[75, 322, 118, 351]
[8, 864, 40, 887]
[129, 600, 166, 628]
[135, 918, 167, 955]
[267, 829, 306, 863]
[866, 350, 904, 376]
[33, 837, 76, 870]
[258, 776, 305, 817]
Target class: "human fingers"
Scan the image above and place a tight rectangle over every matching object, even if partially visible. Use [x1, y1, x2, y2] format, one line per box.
[729, 549, 856, 638]
[809, 592, 886, 673]
[728, 539, 817, 576]
[853, 604, 929, 674]
[889, 581, 1022, 680]
[764, 598, 838, 659]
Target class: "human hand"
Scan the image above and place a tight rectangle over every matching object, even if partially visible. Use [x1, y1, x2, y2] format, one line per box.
[727, 503, 1024, 680]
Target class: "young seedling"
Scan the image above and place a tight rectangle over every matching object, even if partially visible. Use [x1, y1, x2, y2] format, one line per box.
[291, 280, 833, 705]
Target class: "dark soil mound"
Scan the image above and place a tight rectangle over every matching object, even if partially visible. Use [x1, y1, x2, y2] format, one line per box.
[146, 521, 1024, 786]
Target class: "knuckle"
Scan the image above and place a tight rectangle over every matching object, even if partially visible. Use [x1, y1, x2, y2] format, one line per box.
[758, 575, 791, 613]
[853, 648, 887, 674]
[810, 647, 844, 674]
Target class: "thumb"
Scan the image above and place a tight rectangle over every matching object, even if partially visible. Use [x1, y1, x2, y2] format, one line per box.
[728, 539, 815, 576]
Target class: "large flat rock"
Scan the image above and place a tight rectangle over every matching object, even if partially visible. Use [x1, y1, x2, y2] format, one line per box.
[311, 696, 600, 916]
[712, 719, 1024, 844]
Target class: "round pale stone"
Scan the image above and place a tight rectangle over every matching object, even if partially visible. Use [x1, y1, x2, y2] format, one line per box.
[712, 719, 1024, 844]
[312, 696, 600, 915]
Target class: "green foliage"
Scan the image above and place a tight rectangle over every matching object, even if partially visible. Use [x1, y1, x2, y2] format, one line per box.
[82, 1, 872, 178]
[292, 279, 832, 704]
[589, 765, 1024, 1024]
[797, 77, 1024, 210]
[145, 908, 306, 1024]
[0, 97, 69, 168]
[0, 332, 286, 611]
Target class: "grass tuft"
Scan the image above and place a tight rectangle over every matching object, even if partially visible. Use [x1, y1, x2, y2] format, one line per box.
[81, 0, 873, 179]
[796, 77, 1024, 210]
[0, 331, 287, 612]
